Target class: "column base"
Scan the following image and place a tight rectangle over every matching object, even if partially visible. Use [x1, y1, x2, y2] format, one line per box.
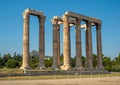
[52, 65, 60, 70]
[74, 66, 85, 70]
[87, 67, 94, 71]
[60, 65, 71, 70]
[20, 65, 31, 70]
[37, 65, 46, 69]
[98, 66, 104, 71]
[52, 67, 60, 70]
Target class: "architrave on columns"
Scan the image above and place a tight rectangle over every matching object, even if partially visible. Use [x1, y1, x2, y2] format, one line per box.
[21, 8, 46, 70]
[51, 11, 104, 71]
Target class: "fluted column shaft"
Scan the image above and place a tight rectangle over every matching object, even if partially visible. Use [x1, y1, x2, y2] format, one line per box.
[96, 23, 104, 70]
[76, 19, 83, 69]
[57, 25, 60, 66]
[86, 21, 94, 70]
[63, 15, 71, 70]
[21, 13, 30, 69]
[38, 16, 45, 68]
[52, 19, 58, 68]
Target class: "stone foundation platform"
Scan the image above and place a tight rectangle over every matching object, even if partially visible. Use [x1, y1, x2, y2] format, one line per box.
[0, 70, 109, 77]
[25, 70, 109, 76]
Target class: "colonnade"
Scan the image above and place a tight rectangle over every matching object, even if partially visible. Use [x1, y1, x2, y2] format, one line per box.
[21, 9, 104, 71]
[20, 9, 45, 69]
[51, 12, 104, 70]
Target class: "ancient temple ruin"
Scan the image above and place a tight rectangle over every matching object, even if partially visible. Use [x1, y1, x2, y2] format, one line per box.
[51, 12, 104, 70]
[20, 9, 45, 69]
[21, 9, 104, 71]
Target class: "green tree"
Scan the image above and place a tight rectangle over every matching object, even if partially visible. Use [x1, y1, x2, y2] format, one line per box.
[13, 53, 22, 60]
[3, 53, 12, 66]
[111, 53, 120, 72]
[103, 56, 112, 71]
[82, 56, 86, 67]
[112, 64, 120, 72]
[93, 54, 97, 68]
[60, 54, 64, 65]
[29, 50, 39, 69]
[114, 53, 120, 64]
[30, 58, 38, 69]
[5, 59, 19, 68]
[12, 52, 22, 68]
[0, 56, 3, 68]
[30, 50, 39, 58]
[71, 57, 75, 67]
[45, 57, 52, 67]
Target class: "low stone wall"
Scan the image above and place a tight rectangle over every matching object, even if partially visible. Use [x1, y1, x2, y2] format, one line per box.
[0, 70, 109, 77]
[25, 70, 109, 76]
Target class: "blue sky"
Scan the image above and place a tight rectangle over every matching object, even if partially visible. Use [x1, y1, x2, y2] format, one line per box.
[0, 0, 120, 59]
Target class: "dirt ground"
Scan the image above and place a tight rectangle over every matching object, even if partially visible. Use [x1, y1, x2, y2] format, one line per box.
[0, 77, 120, 85]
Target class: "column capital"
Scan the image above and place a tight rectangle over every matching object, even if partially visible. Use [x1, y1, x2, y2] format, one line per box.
[97, 23, 102, 29]
[51, 19, 58, 25]
[85, 21, 92, 29]
[40, 16, 46, 22]
[23, 12, 30, 20]
[38, 16, 46, 23]
[76, 18, 82, 22]
[62, 15, 69, 22]
[57, 24, 60, 31]
[75, 18, 82, 29]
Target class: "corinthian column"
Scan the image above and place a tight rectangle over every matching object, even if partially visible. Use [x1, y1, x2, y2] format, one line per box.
[85, 21, 94, 70]
[51, 19, 59, 69]
[96, 23, 104, 70]
[75, 18, 83, 70]
[20, 12, 30, 69]
[57, 25, 60, 66]
[38, 16, 45, 69]
[62, 15, 71, 70]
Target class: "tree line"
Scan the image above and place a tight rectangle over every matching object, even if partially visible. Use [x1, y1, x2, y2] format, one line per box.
[0, 50, 120, 72]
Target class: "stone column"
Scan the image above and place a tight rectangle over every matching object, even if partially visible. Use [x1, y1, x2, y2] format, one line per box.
[96, 23, 104, 70]
[38, 16, 45, 69]
[52, 19, 58, 69]
[20, 12, 30, 69]
[75, 18, 83, 70]
[62, 15, 71, 70]
[57, 24, 60, 66]
[85, 21, 94, 70]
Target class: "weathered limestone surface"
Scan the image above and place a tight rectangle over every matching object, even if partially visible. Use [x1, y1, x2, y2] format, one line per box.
[51, 12, 104, 71]
[38, 16, 45, 69]
[24, 8, 44, 16]
[57, 25, 60, 66]
[75, 18, 83, 70]
[20, 12, 31, 69]
[21, 9, 45, 70]
[21, 9, 104, 71]
[97, 24, 104, 70]
[51, 19, 59, 69]
[62, 15, 71, 70]
[65, 11, 101, 23]
[85, 21, 94, 70]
